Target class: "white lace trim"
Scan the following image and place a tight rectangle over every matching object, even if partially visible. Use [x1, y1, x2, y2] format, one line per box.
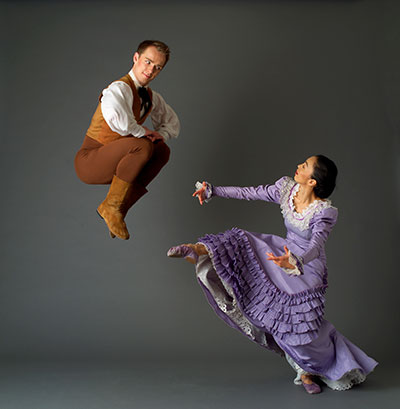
[285, 353, 368, 391]
[216, 278, 255, 338]
[195, 181, 212, 203]
[282, 251, 302, 276]
[321, 370, 367, 391]
[195, 250, 270, 348]
[280, 178, 333, 231]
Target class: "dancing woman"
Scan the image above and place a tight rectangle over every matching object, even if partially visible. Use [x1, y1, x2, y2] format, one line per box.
[168, 155, 377, 394]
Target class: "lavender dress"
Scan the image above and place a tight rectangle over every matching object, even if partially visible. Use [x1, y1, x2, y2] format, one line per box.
[194, 176, 377, 391]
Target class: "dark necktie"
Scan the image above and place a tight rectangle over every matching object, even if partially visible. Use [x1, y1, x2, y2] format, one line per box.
[138, 86, 151, 114]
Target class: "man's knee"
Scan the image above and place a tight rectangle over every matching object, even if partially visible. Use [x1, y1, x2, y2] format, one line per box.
[131, 137, 154, 160]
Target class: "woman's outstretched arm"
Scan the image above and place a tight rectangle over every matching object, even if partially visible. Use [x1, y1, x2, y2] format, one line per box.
[193, 176, 290, 205]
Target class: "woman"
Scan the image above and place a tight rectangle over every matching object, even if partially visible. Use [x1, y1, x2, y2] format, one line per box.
[167, 155, 377, 394]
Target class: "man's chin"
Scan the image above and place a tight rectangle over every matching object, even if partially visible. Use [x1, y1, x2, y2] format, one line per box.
[140, 76, 152, 85]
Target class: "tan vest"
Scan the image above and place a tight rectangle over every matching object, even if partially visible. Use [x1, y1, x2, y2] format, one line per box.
[86, 74, 153, 145]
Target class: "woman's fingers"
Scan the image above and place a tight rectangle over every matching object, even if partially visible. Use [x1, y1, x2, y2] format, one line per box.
[193, 189, 205, 205]
[193, 188, 205, 196]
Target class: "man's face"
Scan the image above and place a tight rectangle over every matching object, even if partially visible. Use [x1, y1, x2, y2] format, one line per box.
[132, 46, 166, 86]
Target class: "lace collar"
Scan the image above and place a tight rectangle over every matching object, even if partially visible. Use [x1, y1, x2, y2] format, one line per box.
[280, 178, 333, 231]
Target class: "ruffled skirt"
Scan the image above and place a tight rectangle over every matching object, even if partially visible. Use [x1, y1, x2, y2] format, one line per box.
[195, 228, 378, 390]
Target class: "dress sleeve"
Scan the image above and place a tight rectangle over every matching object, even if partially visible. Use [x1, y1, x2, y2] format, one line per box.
[290, 207, 338, 273]
[101, 81, 146, 138]
[150, 91, 180, 140]
[211, 176, 290, 204]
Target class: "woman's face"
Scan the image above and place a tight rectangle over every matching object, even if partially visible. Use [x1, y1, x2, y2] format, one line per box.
[294, 156, 318, 186]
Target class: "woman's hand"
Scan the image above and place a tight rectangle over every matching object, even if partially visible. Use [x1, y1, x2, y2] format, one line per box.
[193, 181, 207, 205]
[266, 246, 295, 269]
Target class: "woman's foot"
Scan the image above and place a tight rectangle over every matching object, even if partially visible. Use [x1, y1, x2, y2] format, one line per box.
[300, 374, 321, 395]
[167, 244, 199, 264]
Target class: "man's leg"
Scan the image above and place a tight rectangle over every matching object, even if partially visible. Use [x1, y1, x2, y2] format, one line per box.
[108, 140, 171, 238]
[75, 136, 154, 184]
[123, 140, 170, 211]
[134, 140, 171, 188]
[75, 136, 155, 239]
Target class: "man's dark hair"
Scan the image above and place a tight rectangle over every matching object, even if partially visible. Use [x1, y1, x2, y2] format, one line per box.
[136, 40, 170, 65]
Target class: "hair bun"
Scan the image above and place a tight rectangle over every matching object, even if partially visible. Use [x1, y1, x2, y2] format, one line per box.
[312, 155, 338, 199]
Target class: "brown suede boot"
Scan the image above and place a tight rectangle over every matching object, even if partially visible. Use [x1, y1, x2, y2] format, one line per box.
[109, 183, 148, 239]
[97, 175, 133, 240]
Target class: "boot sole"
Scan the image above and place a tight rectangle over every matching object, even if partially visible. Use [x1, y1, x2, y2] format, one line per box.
[96, 209, 129, 240]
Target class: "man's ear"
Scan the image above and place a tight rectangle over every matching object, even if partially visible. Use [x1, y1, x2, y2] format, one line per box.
[133, 52, 139, 64]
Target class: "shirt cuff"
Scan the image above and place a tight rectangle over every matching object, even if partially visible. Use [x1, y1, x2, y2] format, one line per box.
[130, 126, 146, 138]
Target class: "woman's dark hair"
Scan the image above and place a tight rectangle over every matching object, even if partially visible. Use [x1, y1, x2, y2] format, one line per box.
[312, 155, 338, 199]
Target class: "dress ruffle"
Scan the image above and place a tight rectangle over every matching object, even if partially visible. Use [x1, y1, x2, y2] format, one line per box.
[199, 227, 327, 346]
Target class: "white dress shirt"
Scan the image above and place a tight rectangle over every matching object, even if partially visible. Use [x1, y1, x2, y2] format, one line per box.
[100, 70, 180, 140]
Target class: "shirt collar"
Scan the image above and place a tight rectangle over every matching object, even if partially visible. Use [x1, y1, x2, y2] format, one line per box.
[129, 69, 148, 89]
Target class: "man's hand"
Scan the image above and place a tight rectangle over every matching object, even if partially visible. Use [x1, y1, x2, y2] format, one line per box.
[143, 126, 165, 142]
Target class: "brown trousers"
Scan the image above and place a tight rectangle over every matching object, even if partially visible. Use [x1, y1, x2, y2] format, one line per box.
[74, 135, 170, 187]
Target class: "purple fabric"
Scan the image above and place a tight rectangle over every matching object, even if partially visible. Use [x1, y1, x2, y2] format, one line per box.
[294, 207, 337, 266]
[212, 176, 286, 204]
[196, 177, 378, 381]
[196, 275, 285, 356]
[199, 228, 326, 346]
[302, 380, 321, 394]
[213, 178, 338, 270]
[276, 320, 378, 381]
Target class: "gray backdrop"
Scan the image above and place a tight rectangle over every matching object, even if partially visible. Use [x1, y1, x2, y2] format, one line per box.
[1, 0, 398, 371]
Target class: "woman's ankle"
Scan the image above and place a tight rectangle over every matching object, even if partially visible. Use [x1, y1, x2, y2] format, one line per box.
[193, 243, 208, 256]
[300, 374, 314, 384]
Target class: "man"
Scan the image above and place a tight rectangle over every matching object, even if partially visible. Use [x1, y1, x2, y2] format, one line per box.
[75, 40, 180, 240]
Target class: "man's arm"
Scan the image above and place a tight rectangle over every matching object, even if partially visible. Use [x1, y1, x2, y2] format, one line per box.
[101, 81, 146, 137]
[150, 91, 180, 140]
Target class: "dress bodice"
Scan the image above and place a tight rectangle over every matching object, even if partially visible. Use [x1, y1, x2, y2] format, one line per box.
[279, 177, 334, 239]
